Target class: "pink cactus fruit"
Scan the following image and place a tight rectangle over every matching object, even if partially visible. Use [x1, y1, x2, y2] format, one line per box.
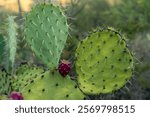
[58, 60, 71, 77]
[9, 91, 24, 100]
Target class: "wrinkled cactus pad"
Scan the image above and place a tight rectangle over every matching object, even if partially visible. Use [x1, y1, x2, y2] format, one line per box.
[21, 70, 85, 100]
[12, 63, 45, 91]
[24, 3, 68, 69]
[0, 68, 12, 95]
[75, 28, 134, 95]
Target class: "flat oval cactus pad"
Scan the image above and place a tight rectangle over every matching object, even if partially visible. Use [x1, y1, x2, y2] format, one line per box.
[24, 4, 68, 69]
[21, 71, 85, 100]
[75, 28, 134, 95]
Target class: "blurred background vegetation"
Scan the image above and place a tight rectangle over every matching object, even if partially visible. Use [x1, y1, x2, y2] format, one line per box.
[0, 0, 150, 99]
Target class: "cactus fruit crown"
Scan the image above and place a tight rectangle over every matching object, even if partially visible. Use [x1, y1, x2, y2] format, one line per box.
[75, 28, 134, 95]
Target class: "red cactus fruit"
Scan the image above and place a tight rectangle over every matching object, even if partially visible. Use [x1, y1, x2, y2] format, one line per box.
[9, 91, 24, 100]
[58, 60, 71, 77]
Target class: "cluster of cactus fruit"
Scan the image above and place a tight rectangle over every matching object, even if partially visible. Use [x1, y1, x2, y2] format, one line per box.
[0, 3, 134, 100]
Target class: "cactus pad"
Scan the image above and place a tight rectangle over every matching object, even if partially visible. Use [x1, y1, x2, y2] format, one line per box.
[5, 16, 17, 73]
[12, 63, 45, 91]
[24, 3, 68, 69]
[75, 29, 134, 94]
[21, 70, 85, 100]
[0, 68, 12, 95]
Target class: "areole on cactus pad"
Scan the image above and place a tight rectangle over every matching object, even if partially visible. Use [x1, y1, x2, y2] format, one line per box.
[75, 28, 134, 95]
[24, 3, 68, 69]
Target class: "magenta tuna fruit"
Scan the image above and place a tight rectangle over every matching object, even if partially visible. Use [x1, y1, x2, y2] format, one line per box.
[9, 91, 24, 100]
[58, 60, 71, 77]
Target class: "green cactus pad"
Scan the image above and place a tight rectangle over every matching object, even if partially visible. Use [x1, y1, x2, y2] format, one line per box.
[0, 68, 12, 95]
[21, 71, 85, 100]
[12, 63, 45, 91]
[24, 3, 68, 69]
[75, 28, 134, 95]
[5, 16, 17, 73]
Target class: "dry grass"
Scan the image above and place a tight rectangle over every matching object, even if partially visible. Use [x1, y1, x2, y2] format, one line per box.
[0, 0, 33, 12]
[0, 0, 121, 12]
[0, 0, 71, 12]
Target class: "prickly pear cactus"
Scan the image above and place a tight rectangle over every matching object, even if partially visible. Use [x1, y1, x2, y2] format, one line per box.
[0, 68, 12, 95]
[21, 70, 85, 100]
[75, 28, 134, 94]
[12, 63, 45, 91]
[24, 3, 68, 69]
[5, 16, 17, 73]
